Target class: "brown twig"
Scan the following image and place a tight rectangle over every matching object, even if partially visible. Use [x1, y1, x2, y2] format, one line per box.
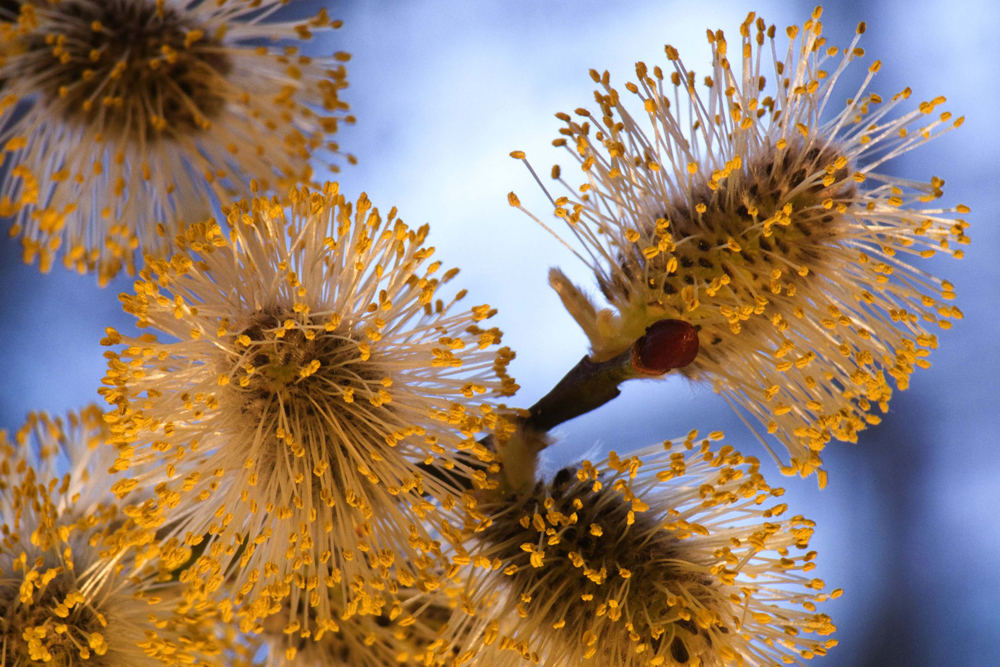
[524, 348, 638, 432]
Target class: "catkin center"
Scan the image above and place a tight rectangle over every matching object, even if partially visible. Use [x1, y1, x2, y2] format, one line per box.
[22, 0, 232, 139]
[607, 141, 856, 307]
[484, 468, 721, 663]
[221, 309, 388, 494]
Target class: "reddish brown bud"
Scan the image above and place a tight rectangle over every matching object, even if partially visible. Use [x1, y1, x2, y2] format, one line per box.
[631, 319, 699, 376]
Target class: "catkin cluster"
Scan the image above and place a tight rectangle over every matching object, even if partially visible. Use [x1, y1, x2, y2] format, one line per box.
[0, 4, 967, 667]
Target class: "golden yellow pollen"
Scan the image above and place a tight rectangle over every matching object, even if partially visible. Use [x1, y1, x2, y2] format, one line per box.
[516, 8, 966, 477]
[466, 436, 836, 667]
[1, 0, 353, 284]
[99, 183, 518, 638]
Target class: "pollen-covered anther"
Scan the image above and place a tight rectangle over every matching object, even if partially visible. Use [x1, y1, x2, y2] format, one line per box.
[99, 183, 519, 635]
[20, 0, 231, 136]
[520, 8, 966, 477]
[467, 436, 838, 667]
[0, 408, 225, 666]
[255, 591, 462, 667]
[1, 0, 354, 285]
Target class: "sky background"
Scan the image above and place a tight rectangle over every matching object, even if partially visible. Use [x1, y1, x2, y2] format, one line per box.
[1, 1, 998, 666]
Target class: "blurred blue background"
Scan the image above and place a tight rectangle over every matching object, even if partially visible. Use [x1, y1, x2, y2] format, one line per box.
[1, 1, 998, 665]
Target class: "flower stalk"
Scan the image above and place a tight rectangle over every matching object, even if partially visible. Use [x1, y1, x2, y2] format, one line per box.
[526, 318, 699, 433]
